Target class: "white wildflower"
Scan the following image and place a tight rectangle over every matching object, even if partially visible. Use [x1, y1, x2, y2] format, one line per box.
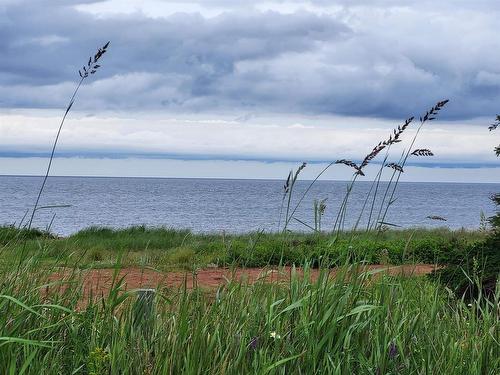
[269, 331, 281, 339]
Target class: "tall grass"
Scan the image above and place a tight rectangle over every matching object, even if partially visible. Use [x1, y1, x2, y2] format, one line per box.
[0, 250, 498, 374]
[27, 42, 110, 230]
[375, 100, 449, 231]
[282, 101, 449, 235]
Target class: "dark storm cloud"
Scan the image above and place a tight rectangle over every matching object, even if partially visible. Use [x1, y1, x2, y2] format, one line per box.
[0, 1, 349, 109]
[2, 0, 500, 119]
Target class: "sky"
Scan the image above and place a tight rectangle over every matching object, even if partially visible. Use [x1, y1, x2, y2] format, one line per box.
[0, 0, 499, 182]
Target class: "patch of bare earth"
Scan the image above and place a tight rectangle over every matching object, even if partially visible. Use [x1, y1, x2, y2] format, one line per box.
[47, 264, 438, 304]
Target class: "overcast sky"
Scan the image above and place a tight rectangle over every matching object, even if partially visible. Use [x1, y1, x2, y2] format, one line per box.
[0, 0, 499, 181]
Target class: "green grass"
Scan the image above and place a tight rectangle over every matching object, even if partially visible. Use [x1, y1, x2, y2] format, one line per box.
[0, 250, 497, 374]
[0, 225, 488, 270]
[0, 226, 497, 373]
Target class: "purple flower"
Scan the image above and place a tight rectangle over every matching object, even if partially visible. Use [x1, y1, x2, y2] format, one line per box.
[248, 336, 259, 351]
[389, 341, 398, 359]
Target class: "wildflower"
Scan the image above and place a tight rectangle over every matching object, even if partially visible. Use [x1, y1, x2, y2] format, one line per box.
[248, 336, 259, 350]
[88, 346, 110, 375]
[389, 341, 398, 359]
[269, 331, 281, 339]
[89, 347, 110, 362]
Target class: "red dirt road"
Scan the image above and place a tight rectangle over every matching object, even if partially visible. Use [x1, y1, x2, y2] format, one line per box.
[48, 264, 438, 301]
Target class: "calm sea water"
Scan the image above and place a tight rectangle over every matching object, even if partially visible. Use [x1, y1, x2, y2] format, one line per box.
[0, 175, 498, 236]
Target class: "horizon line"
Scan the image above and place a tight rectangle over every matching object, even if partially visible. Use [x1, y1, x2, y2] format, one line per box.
[0, 152, 499, 169]
[2, 173, 500, 185]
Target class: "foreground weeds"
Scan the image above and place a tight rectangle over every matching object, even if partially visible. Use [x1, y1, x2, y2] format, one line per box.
[0, 251, 498, 374]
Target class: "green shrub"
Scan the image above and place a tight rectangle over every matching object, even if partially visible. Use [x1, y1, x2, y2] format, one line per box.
[431, 130, 499, 301]
[0, 226, 51, 244]
[162, 246, 196, 266]
[432, 232, 499, 300]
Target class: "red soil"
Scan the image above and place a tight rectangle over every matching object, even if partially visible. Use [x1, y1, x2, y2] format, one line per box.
[47, 264, 438, 303]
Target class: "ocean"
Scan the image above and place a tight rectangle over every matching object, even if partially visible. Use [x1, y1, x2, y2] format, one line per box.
[0, 175, 498, 236]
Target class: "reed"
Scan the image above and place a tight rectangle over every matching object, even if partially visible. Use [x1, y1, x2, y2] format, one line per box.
[363, 150, 391, 231]
[280, 162, 307, 232]
[332, 116, 413, 233]
[375, 100, 449, 231]
[27, 42, 110, 231]
[313, 198, 327, 232]
[282, 100, 451, 238]
[411, 148, 434, 156]
[488, 115, 500, 131]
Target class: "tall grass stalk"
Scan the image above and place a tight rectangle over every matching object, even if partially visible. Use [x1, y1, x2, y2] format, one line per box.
[375, 100, 449, 231]
[281, 162, 306, 232]
[332, 174, 360, 234]
[284, 161, 335, 232]
[364, 150, 391, 231]
[334, 120, 408, 234]
[371, 149, 405, 231]
[27, 42, 110, 231]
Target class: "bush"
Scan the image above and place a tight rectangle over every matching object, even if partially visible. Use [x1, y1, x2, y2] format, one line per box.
[162, 246, 196, 266]
[0, 226, 51, 244]
[431, 234, 499, 300]
[431, 125, 499, 300]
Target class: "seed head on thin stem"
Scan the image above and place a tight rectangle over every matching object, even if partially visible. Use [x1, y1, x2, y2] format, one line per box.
[411, 148, 434, 156]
